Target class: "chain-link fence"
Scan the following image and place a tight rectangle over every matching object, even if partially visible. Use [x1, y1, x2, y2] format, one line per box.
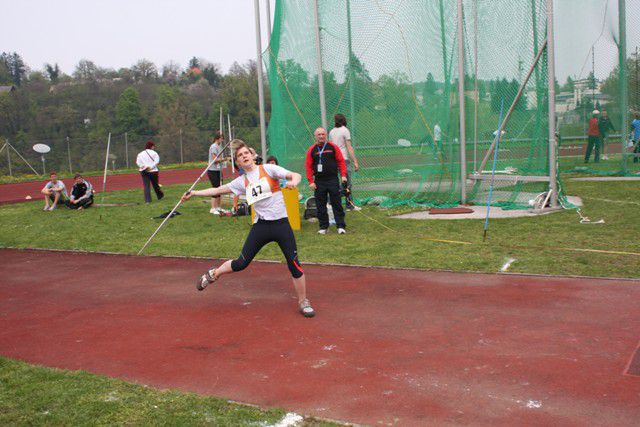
[0, 127, 262, 178]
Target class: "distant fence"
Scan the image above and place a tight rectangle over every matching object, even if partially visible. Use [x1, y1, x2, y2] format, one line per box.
[0, 127, 262, 177]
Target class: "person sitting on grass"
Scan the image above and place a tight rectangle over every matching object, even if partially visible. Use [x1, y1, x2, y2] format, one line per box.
[65, 174, 94, 210]
[40, 171, 68, 211]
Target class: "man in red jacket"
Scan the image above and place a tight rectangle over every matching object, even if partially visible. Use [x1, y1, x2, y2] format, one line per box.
[305, 127, 348, 234]
[585, 110, 602, 163]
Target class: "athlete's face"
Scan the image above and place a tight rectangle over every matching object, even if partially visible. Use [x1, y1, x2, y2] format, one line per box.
[236, 147, 254, 168]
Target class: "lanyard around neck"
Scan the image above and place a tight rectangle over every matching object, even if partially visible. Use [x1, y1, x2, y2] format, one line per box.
[316, 142, 328, 164]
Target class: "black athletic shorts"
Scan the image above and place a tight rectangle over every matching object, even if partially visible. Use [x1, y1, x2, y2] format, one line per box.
[207, 170, 222, 199]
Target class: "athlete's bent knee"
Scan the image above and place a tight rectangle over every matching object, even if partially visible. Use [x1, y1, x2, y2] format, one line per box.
[288, 258, 304, 279]
[231, 257, 249, 272]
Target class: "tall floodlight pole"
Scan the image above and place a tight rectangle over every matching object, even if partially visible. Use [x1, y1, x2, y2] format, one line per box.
[313, 0, 328, 130]
[265, 0, 272, 44]
[457, 0, 467, 204]
[473, 0, 478, 172]
[347, 0, 356, 143]
[546, 0, 558, 206]
[619, 0, 628, 173]
[254, 0, 268, 158]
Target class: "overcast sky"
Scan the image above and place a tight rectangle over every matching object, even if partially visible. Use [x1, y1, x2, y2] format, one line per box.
[0, 0, 274, 75]
[1, 0, 639, 82]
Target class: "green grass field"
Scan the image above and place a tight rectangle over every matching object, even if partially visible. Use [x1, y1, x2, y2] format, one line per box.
[1, 177, 638, 278]
[1, 175, 638, 425]
[0, 357, 334, 426]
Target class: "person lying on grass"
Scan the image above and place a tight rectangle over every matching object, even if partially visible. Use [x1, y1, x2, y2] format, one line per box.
[181, 140, 315, 318]
[40, 171, 68, 211]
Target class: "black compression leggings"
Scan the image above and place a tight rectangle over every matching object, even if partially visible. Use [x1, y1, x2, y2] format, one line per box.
[231, 218, 304, 278]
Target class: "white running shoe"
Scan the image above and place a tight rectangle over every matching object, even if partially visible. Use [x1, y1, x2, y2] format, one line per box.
[337, 228, 346, 234]
[352, 205, 362, 211]
[299, 298, 315, 318]
[210, 208, 220, 215]
[318, 229, 327, 235]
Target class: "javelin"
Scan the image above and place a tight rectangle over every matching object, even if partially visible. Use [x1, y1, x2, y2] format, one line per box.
[483, 99, 505, 242]
[137, 140, 231, 255]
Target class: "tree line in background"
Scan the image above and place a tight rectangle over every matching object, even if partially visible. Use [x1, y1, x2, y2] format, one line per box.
[0, 52, 270, 170]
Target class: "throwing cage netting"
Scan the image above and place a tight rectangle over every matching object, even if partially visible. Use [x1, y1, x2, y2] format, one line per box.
[266, 0, 555, 208]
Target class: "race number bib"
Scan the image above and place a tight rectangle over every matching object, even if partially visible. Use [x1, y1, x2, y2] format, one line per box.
[246, 177, 273, 205]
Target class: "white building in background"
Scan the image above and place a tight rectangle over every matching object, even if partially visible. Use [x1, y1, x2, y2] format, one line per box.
[555, 78, 613, 123]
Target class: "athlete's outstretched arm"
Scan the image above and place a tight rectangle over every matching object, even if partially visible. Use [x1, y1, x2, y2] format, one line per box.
[182, 185, 232, 201]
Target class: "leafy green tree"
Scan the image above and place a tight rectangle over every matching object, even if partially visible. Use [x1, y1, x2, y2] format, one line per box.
[116, 87, 146, 134]
[188, 57, 201, 69]
[202, 63, 222, 88]
[44, 63, 61, 83]
[562, 76, 575, 92]
[0, 59, 11, 85]
[0, 52, 27, 86]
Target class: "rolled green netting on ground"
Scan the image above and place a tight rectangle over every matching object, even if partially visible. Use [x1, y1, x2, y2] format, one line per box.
[266, 0, 557, 209]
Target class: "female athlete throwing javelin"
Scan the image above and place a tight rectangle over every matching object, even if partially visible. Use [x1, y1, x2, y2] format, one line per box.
[181, 140, 315, 318]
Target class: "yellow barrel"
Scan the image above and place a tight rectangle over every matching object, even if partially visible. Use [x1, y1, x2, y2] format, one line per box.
[250, 188, 301, 230]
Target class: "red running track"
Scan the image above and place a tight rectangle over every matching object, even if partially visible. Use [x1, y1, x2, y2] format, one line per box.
[1, 249, 639, 426]
[0, 168, 233, 205]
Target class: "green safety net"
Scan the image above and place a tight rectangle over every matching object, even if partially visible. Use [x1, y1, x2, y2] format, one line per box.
[266, 0, 556, 209]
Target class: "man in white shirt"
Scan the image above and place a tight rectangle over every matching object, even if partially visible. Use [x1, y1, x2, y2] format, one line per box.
[40, 171, 68, 211]
[434, 123, 442, 150]
[136, 140, 164, 203]
[328, 114, 360, 211]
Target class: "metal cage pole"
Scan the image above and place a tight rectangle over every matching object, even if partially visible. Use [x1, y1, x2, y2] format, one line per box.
[457, 0, 467, 204]
[546, 0, 558, 206]
[619, 0, 629, 173]
[473, 0, 479, 173]
[254, 0, 268, 157]
[347, 0, 356, 143]
[266, 0, 272, 44]
[313, 0, 328, 130]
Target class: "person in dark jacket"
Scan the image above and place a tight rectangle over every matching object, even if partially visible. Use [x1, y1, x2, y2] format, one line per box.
[65, 174, 94, 209]
[305, 127, 348, 235]
[598, 109, 615, 160]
